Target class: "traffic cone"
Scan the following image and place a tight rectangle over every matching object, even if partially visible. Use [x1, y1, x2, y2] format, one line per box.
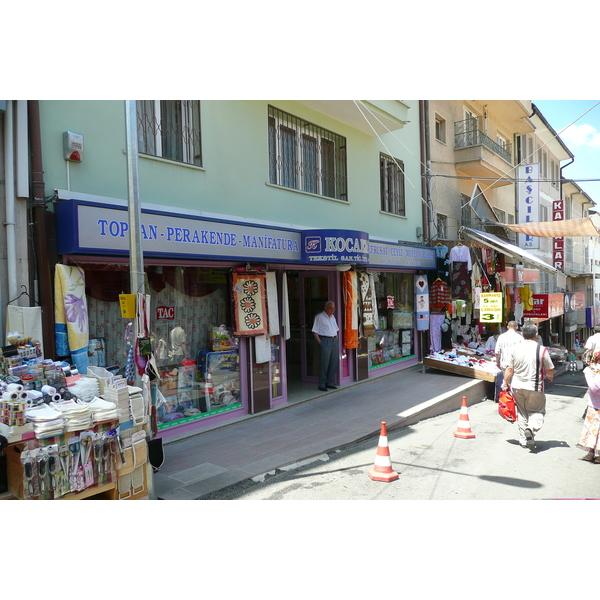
[368, 421, 399, 482]
[453, 395, 476, 439]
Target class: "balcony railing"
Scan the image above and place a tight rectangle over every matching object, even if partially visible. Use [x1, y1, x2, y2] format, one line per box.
[454, 118, 512, 164]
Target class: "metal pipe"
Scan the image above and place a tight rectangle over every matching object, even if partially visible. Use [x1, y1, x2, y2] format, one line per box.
[4, 100, 17, 305]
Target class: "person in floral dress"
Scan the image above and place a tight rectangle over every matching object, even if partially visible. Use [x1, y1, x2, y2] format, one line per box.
[577, 353, 600, 463]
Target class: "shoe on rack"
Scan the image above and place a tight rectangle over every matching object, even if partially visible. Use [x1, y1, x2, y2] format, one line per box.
[318, 386, 328, 392]
[524, 428, 535, 451]
[326, 385, 338, 390]
[583, 452, 595, 462]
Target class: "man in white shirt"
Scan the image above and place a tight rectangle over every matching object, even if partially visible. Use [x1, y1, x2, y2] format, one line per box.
[494, 321, 523, 402]
[312, 301, 340, 392]
[583, 325, 600, 365]
[502, 321, 554, 451]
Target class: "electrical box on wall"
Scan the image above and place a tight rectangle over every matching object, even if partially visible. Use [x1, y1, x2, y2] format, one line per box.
[63, 131, 84, 162]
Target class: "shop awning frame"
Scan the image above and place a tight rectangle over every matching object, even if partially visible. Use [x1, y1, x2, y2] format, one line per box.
[459, 226, 559, 276]
[500, 217, 600, 238]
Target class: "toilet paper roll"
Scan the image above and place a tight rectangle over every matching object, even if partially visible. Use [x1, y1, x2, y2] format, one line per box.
[50, 393, 62, 402]
[26, 390, 44, 400]
[6, 383, 24, 393]
[41, 385, 57, 396]
[3, 392, 19, 401]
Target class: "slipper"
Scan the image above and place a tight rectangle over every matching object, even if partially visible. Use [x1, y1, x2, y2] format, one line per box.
[583, 452, 595, 462]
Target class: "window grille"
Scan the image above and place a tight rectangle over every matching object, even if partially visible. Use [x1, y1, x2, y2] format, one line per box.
[380, 153, 405, 216]
[268, 106, 347, 201]
[137, 100, 202, 166]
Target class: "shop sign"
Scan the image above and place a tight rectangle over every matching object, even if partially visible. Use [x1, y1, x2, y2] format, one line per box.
[522, 293, 564, 320]
[156, 306, 175, 320]
[553, 199, 564, 270]
[564, 291, 584, 326]
[302, 229, 369, 264]
[480, 292, 503, 323]
[517, 164, 540, 250]
[368, 241, 436, 270]
[498, 266, 539, 284]
[55, 200, 302, 263]
[586, 305, 600, 328]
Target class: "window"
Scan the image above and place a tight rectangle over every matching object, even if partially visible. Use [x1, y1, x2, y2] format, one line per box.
[137, 101, 202, 166]
[268, 106, 347, 200]
[435, 115, 446, 143]
[496, 133, 509, 151]
[437, 214, 447, 239]
[380, 153, 405, 216]
[494, 208, 506, 222]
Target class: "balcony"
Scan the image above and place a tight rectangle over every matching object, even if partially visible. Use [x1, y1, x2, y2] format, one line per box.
[454, 118, 513, 187]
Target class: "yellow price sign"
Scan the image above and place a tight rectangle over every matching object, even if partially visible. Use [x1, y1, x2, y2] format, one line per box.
[480, 292, 502, 323]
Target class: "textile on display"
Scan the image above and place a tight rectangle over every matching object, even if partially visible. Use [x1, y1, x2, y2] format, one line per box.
[282, 272, 291, 341]
[359, 271, 376, 337]
[54, 264, 89, 374]
[430, 279, 451, 312]
[232, 273, 268, 336]
[6, 305, 44, 356]
[414, 275, 429, 331]
[429, 313, 445, 353]
[343, 270, 359, 349]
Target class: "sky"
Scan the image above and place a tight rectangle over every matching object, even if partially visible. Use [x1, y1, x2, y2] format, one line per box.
[532, 100, 600, 204]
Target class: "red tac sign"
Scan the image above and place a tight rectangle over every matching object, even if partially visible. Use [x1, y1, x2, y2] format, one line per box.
[156, 306, 175, 320]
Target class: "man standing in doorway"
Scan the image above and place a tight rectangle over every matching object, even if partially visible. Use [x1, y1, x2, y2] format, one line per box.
[502, 321, 554, 451]
[494, 321, 523, 402]
[312, 300, 339, 392]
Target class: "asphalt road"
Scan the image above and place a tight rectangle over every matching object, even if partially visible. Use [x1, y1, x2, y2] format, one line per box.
[208, 372, 599, 500]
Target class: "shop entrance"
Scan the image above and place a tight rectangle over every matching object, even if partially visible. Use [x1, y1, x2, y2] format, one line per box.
[285, 271, 339, 400]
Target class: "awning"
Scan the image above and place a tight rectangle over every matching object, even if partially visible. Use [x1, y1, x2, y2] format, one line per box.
[500, 217, 600, 238]
[459, 227, 559, 276]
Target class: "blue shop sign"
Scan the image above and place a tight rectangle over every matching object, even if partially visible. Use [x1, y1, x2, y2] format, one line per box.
[302, 229, 370, 264]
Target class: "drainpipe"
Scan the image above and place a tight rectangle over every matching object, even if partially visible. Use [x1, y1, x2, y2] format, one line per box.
[28, 100, 55, 357]
[419, 100, 431, 243]
[3, 100, 17, 339]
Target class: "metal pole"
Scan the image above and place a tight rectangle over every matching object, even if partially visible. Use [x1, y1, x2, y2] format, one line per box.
[124, 101, 144, 296]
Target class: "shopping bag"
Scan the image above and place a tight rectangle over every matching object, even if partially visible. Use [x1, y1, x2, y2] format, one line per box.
[498, 389, 517, 423]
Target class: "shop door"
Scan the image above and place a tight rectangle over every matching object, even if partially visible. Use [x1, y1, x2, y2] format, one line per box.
[299, 272, 338, 382]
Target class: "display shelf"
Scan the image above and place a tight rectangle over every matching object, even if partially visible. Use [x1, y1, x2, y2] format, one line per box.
[423, 357, 497, 382]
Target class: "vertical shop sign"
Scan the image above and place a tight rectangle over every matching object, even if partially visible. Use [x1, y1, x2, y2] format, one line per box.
[517, 164, 540, 250]
[415, 275, 429, 331]
[553, 199, 564, 270]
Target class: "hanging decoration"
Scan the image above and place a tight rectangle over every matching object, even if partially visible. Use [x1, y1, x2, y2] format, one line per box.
[232, 273, 268, 336]
[343, 270, 358, 349]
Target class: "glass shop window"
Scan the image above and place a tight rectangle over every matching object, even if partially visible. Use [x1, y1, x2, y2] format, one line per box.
[367, 272, 415, 370]
[85, 265, 242, 430]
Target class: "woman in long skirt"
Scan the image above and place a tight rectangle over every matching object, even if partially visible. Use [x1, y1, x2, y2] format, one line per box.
[577, 356, 600, 463]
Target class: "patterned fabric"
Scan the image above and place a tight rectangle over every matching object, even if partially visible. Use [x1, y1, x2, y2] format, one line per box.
[576, 406, 600, 458]
[451, 262, 470, 300]
[430, 279, 451, 311]
[429, 313, 445, 353]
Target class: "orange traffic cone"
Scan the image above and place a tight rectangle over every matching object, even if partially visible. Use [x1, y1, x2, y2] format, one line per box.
[453, 395, 476, 439]
[368, 421, 399, 482]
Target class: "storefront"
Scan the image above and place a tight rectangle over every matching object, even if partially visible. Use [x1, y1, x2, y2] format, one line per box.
[53, 200, 435, 439]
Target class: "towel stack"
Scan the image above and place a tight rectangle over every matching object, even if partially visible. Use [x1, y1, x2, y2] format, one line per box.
[102, 383, 132, 424]
[50, 400, 92, 432]
[128, 386, 146, 425]
[86, 397, 119, 423]
[26, 404, 65, 438]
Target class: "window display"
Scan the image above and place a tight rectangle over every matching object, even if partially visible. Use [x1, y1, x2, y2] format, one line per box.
[368, 272, 415, 369]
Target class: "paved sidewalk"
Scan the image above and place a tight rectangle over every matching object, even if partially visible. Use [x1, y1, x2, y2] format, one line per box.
[153, 364, 494, 499]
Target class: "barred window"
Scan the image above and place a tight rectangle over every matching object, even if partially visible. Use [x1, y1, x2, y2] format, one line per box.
[268, 106, 347, 201]
[380, 153, 405, 216]
[137, 100, 202, 166]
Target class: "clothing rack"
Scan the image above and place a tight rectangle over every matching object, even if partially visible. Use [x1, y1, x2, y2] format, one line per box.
[6, 285, 40, 306]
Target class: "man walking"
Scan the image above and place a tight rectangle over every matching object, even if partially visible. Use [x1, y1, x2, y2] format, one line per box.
[494, 321, 523, 402]
[312, 300, 339, 392]
[502, 321, 554, 451]
[583, 324, 600, 365]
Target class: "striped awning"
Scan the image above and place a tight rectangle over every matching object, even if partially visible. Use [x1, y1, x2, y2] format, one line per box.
[459, 227, 559, 275]
[501, 217, 600, 238]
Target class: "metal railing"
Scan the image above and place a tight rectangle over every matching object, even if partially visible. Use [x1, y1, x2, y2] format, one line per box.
[454, 118, 512, 164]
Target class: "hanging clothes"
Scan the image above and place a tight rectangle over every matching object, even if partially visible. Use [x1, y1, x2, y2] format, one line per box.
[449, 244, 472, 270]
[430, 279, 451, 311]
[343, 270, 359, 349]
[429, 313, 445, 353]
[435, 244, 450, 281]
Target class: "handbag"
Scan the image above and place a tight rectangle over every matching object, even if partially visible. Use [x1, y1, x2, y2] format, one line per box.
[498, 388, 517, 423]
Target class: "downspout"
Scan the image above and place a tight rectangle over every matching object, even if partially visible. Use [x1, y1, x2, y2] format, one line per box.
[4, 100, 17, 312]
[28, 100, 55, 357]
[419, 100, 431, 243]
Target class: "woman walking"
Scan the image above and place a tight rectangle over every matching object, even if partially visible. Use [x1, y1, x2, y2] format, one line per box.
[577, 352, 600, 463]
